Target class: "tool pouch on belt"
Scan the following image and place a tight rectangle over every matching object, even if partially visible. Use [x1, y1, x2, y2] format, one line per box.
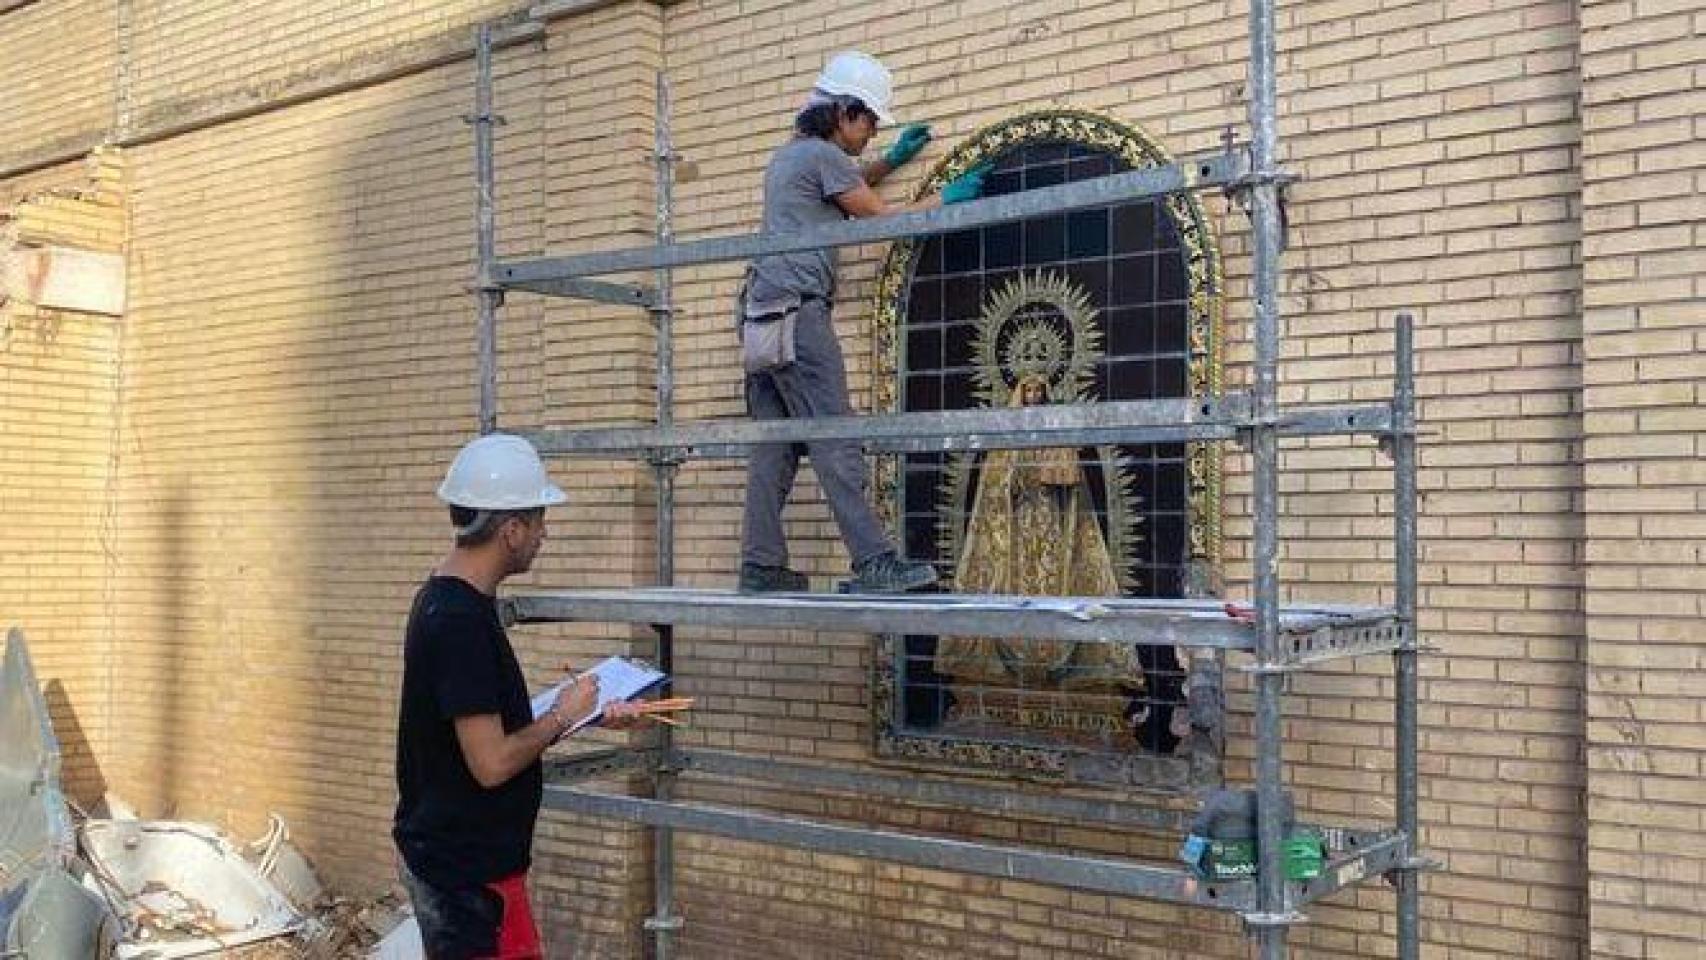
[735, 268, 800, 375]
[740, 309, 798, 374]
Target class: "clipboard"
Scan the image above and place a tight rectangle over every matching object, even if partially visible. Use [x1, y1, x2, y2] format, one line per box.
[530, 656, 668, 733]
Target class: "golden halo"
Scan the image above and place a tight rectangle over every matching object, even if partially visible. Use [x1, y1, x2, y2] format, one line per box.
[971, 271, 1102, 407]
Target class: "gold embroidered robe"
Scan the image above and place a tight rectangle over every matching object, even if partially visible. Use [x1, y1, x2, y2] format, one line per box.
[936, 384, 1141, 694]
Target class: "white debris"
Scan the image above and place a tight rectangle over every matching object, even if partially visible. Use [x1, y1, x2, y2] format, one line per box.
[369, 917, 424, 960]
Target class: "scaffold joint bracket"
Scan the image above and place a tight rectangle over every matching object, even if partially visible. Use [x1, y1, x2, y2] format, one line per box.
[645, 448, 688, 469]
[1241, 910, 1308, 928]
[643, 915, 684, 932]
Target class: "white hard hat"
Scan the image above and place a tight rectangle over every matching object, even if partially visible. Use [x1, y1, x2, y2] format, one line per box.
[814, 51, 896, 126]
[437, 433, 567, 511]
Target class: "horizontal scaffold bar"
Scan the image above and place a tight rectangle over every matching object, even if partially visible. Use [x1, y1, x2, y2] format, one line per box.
[500, 277, 656, 308]
[1274, 618, 1410, 669]
[530, 396, 1244, 456]
[544, 746, 660, 783]
[542, 787, 1250, 909]
[550, 748, 1399, 845]
[673, 748, 1193, 833]
[1295, 832, 1409, 906]
[523, 398, 1396, 459]
[505, 589, 1396, 651]
[495, 152, 1247, 283]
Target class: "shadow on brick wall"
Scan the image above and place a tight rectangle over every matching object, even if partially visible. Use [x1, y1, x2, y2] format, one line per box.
[44, 679, 108, 812]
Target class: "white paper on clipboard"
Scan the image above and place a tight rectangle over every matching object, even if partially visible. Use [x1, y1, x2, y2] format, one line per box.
[530, 656, 667, 733]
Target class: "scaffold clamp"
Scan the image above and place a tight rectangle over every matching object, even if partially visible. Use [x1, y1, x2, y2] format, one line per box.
[644, 915, 685, 932]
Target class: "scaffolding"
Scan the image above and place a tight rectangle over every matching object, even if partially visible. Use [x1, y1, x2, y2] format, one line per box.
[467, 1, 1424, 955]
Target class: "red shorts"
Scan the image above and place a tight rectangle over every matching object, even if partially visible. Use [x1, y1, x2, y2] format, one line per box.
[401, 863, 543, 959]
[480, 872, 542, 960]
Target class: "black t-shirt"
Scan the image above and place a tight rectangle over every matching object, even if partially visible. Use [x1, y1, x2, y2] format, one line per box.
[393, 576, 542, 888]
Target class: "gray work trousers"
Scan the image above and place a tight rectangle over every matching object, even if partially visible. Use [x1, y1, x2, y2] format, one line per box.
[741, 297, 891, 569]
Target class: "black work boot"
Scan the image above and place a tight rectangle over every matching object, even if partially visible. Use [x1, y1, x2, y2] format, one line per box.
[846, 551, 939, 594]
[738, 563, 810, 594]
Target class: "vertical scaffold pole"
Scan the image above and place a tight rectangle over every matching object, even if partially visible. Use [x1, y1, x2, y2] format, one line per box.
[1393, 311, 1421, 960]
[1246, 0, 1290, 956]
[645, 70, 683, 960]
[473, 25, 499, 434]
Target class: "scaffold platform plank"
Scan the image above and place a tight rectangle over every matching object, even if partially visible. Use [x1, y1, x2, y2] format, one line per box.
[522, 398, 1395, 459]
[506, 589, 1402, 663]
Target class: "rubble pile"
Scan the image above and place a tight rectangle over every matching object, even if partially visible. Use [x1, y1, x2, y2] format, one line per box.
[1, 630, 418, 960]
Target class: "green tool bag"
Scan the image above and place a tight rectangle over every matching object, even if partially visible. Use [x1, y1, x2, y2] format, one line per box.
[1199, 832, 1325, 882]
[1179, 789, 1326, 882]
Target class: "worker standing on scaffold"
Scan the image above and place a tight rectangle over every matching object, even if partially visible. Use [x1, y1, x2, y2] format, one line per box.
[738, 50, 990, 595]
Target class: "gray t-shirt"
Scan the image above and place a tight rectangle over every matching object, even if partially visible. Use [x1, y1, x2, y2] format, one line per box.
[749, 136, 864, 306]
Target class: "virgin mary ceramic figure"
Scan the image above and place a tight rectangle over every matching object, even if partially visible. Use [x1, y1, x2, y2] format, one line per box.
[935, 374, 1142, 695]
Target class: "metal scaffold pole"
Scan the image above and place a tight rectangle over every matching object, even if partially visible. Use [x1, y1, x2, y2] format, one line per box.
[1245, 0, 1291, 956]
[473, 25, 499, 434]
[645, 70, 683, 960]
[1393, 312, 1421, 960]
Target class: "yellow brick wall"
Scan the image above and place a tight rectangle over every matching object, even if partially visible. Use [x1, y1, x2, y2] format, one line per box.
[659, 1, 1586, 957]
[533, 7, 670, 954]
[70, 8, 653, 950]
[1579, 2, 1706, 958]
[3, 0, 1701, 958]
[104, 39, 653, 953]
[123, 0, 527, 137]
[1268, 2, 1587, 956]
[0, 0, 116, 171]
[0, 150, 126, 805]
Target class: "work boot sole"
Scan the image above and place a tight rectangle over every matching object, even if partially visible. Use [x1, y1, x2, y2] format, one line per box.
[738, 569, 810, 594]
[840, 564, 940, 595]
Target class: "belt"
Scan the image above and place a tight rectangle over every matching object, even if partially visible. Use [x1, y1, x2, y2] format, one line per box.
[748, 295, 828, 322]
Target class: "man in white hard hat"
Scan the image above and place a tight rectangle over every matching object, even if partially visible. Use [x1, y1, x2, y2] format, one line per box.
[739, 50, 991, 594]
[394, 433, 642, 958]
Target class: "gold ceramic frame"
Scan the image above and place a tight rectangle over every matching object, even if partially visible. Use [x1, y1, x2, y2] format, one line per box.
[872, 107, 1225, 573]
[867, 108, 1227, 791]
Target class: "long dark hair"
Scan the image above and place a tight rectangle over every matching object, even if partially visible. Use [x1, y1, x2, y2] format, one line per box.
[795, 94, 875, 139]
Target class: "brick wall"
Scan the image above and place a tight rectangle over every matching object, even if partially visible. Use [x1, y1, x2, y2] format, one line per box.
[0, 0, 116, 171]
[533, 7, 670, 953]
[1579, 1, 1706, 957]
[91, 7, 650, 952]
[107, 52, 521, 851]
[1270, 2, 1588, 956]
[122, 1, 525, 136]
[2, 0, 1700, 957]
[661, 1, 1586, 957]
[0, 150, 126, 804]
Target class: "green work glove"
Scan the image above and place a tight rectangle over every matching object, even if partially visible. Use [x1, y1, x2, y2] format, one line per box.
[882, 123, 932, 167]
[940, 163, 993, 205]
